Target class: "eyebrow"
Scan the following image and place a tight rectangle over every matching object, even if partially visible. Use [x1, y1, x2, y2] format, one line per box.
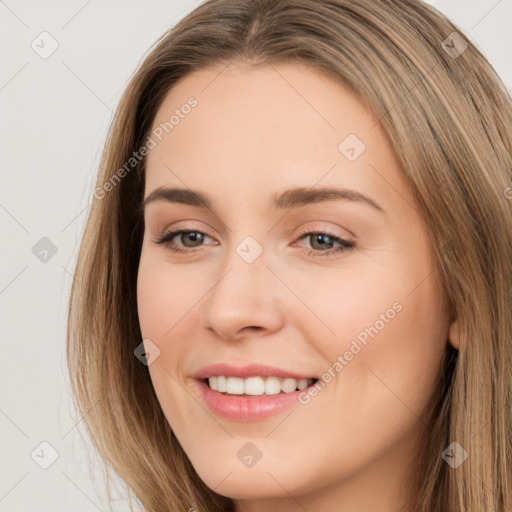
[141, 186, 384, 213]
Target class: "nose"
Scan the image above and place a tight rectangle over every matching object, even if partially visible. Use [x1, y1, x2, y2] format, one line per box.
[200, 244, 285, 342]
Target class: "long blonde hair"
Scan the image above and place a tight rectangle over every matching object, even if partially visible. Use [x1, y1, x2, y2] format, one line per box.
[66, 1, 512, 510]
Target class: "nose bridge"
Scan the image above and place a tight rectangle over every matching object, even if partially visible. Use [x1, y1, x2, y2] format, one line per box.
[200, 233, 283, 340]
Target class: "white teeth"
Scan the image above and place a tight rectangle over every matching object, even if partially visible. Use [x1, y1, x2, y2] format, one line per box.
[226, 376, 244, 394]
[281, 377, 297, 393]
[264, 376, 282, 395]
[217, 375, 227, 392]
[244, 376, 265, 395]
[297, 378, 308, 390]
[207, 376, 315, 395]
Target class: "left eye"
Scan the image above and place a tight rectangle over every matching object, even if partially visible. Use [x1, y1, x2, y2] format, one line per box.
[154, 229, 214, 251]
[293, 231, 355, 257]
[153, 229, 355, 257]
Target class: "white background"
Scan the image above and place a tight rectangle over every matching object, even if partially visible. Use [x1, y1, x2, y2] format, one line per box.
[1, 1, 511, 510]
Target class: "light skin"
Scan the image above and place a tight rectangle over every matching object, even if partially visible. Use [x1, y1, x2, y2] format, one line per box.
[136, 61, 460, 512]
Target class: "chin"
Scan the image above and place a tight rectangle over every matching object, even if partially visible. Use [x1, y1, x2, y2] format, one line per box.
[189, 448, 324, 500]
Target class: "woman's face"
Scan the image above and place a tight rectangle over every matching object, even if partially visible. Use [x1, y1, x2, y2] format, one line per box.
[137, 61, 457, 508]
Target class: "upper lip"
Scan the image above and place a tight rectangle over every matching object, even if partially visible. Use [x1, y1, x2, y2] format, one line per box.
[193, 363, 318, 380]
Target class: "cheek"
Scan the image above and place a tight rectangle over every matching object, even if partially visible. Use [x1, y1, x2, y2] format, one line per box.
[136, 252, 213, 414]
[283, 270, 447, 481]
[136, 252, 204, 339]
[285, 252, 447, 422]
[136, 255, 205, 426]
[340, 285, 445, 422]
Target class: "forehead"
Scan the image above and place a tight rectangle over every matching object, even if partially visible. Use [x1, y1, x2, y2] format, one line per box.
[144, 61, 410, 213]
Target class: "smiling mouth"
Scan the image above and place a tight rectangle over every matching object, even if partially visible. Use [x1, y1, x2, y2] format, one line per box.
[203, 376, 320, 396]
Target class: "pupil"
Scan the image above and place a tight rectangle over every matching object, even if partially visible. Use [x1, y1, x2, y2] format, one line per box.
[184, 232, 203, 246]
[312, 234, 333, 250]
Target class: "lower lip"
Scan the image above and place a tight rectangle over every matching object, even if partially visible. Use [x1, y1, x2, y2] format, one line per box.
[197, 379, 313, 421]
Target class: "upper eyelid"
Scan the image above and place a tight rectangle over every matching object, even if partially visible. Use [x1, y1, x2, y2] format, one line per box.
[158, 229, 217, 247]
[157, 219, 352, 237]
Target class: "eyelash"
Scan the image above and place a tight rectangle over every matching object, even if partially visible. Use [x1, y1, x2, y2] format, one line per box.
[153, 227, 355, 258]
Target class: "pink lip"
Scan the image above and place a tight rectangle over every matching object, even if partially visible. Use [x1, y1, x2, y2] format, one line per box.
[192, 362, 317, 380]
[192, 363, 319, 422]
[197, 379, 316, 421]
